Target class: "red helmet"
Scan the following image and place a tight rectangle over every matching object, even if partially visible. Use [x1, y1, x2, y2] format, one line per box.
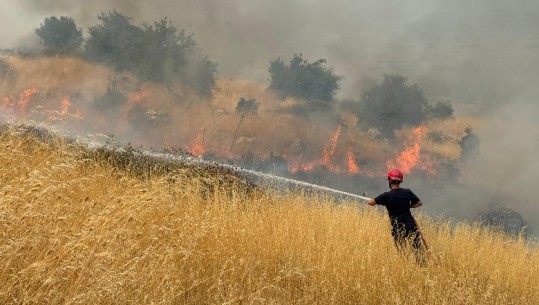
[387, 168, 403, 182]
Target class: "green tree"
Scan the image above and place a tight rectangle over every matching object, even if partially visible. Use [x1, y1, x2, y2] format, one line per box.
[137, 18, 198, 83]
[85, 12, 217, 96]
[85, 10, 145, 72]
[268, 54, 341, 103]
[425, 101, 454, 119]
[140, 18, 217, 96]
[358, 75, 428, 139]
[35, 16, 83, 55]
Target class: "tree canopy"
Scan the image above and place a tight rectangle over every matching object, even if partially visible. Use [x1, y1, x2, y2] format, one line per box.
[268, 54, 341, 103]
[85, 11, 146, 72]
[35, 16, 83, 55]
[75, 10, 216, 96]
[136, 17, 217, 96]
[358, 75, 428, 138]
[357, 74, 455, 138]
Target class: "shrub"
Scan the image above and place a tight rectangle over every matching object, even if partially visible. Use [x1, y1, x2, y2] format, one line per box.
[426, 101, 454, 119]
[357, 75, 427, 139]
[35, 16, 83, 55]
[0, 58, 17, 80]
[85, 11, 217, 96]
[268, 54, 341, 103]
[85, 10, 145, 72]
[235, 98, 259, 115]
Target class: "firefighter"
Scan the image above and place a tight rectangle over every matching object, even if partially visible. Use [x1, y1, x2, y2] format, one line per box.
[367, 168, 426, 265]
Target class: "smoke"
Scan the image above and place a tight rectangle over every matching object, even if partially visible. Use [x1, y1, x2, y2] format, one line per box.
[1, 0, 539, 232]
[2, 1, 537, 101]
[0, 0, 539, 100]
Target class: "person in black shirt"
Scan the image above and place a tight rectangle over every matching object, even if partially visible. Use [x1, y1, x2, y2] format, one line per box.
[367, 168, 425, 265]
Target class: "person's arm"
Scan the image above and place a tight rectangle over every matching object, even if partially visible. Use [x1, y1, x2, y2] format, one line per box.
[367, 198, 377, 206]
[410, 200, 422, 208]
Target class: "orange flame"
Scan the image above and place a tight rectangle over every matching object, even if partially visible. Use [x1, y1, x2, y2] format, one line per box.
[347, 147, 360, 174]
[321, 125, 342, 170]
[60, 96, 71, 117]
[386, 126, 427, 174]
[188, 132, 205, 156]
[18, 87, 39, 116]
[288, 160, 316, 174]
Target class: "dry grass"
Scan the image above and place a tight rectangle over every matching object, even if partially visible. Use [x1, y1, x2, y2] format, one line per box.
[422, 117, 482, 161]
[0, 126, 537, 304]
[1, 55, 479, 170]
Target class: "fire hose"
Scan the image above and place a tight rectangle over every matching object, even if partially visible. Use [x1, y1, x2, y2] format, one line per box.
[18, 123, 433, 258]
[283, 179, 431, 256]
[232, 167, 432, 256]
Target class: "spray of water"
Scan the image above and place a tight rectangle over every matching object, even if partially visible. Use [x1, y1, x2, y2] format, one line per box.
[40, 123, 373, 202]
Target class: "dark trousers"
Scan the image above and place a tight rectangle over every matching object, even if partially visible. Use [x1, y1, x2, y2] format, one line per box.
[391, 223, 426, 266]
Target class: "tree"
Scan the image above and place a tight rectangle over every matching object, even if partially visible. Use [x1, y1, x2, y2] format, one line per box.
[268, 54, 341, 103]
[85, 12, 217, 96]
[35, 16, 83, 55]
[358, 74, 428, 139]
[140, 18, 217, 96]
[137, 18, 198, 83]
[426, 101, 454, 119]
[180, 55, 218, 97]
[85, 10, 145, 72]
[235, 97, 259, 115]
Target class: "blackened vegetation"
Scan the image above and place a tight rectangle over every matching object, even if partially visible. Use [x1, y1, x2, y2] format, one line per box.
[478, 207, 532, 238]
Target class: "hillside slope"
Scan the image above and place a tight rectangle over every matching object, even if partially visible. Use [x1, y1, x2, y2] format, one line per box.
[1, 55, 477, 176]
[0, 125, 537, 304]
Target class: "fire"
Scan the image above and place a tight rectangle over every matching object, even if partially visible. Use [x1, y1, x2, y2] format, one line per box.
[347, 147, 360, 174]
[287, 126, 363, 175]
[187, 132, 205, 156]
[18, 87, 39, 116]
[2, 96, 13, 108]
[386, 126, 427, 174]
[288, 160, 316, 174]
[321, 126, 342, 170]
[60, 97, 71, 117]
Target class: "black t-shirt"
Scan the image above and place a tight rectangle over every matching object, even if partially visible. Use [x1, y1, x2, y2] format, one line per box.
[374, 188, 420, 228]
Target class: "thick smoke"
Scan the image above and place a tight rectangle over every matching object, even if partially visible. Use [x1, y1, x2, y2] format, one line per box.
[3, 0, 538, 101]
[1, 0, 539, 232]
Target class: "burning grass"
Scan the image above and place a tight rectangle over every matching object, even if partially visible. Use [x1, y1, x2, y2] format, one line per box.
[0, 55, 479, 179]
[0, 125, 537, 304]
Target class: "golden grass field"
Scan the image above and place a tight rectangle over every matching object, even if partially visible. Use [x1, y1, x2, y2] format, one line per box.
[0, 126, 537, 304]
